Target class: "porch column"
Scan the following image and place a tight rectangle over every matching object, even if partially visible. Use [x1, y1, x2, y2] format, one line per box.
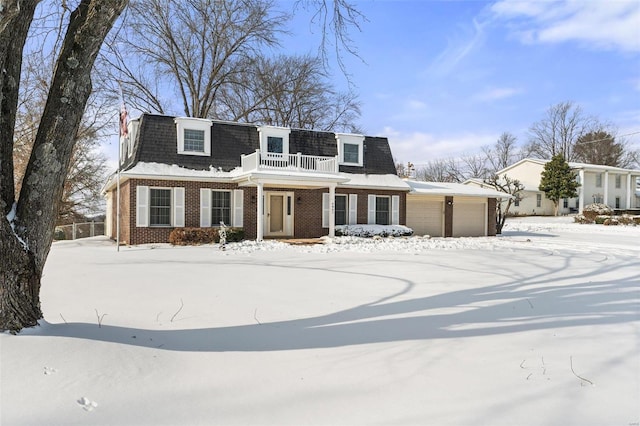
[329, 185, 336, 237]
[256, 182, 264, 241]
[603, 171, 609, 207]
[578, 170, 585, 212]
[626, 172, 632, 209]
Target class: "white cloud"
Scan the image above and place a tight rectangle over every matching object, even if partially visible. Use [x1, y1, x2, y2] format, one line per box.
[472, 87, 524, 102]
[383, 126, 498, 165]
[429, 18, 486, 75]
[490, 0, 640, 52]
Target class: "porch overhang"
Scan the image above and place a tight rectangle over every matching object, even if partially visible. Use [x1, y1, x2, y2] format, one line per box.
[234, 171, 349, 189]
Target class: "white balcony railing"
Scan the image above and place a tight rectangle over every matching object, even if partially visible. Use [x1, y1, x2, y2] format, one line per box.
[241, 150, 339, 174]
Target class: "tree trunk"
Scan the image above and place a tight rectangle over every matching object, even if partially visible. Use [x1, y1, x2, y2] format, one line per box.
[0, 0, 128, 332]
[0, 221, 42, 332]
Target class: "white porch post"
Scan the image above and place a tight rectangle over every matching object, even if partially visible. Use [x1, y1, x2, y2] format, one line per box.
[603, 171, 609, 207]
[578, 170, 585, 212]
[329, 185, 336, 237]
[256, 182, 264, 241]
[626, 172, 632, 209]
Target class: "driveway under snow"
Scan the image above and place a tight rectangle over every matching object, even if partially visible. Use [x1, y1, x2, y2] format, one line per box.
[1, 217, 639, 425]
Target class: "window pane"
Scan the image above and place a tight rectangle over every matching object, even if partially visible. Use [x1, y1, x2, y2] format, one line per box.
[343, 143, 359, 163]
[335, 195, 347, 226]
[376, 196, 390, 225]
[212, 191, 231, 226]
[184, 129, 205, 152]
[267, 136, 283, 153]
[150, 188, 171, 226]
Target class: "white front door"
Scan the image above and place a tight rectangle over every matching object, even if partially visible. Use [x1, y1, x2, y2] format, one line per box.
[265, 192, 294, 237]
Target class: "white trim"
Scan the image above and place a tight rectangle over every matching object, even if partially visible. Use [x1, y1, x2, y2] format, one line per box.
[336, 133, 364, 167]
[348, 194, 357, 225]
[367, 194, 376, 224]
[233, 189, 244, 227]
[200, 188, 211, 227]
[173, 187, 185, 227]
[175, 117, 212, 156]
[136, 185, 149, 227]
[391, 195, 400, 225]
[322, 193, 330, 228]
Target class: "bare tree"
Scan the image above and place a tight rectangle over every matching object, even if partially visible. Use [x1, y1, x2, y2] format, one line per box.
[293, 0, 366, 80]
[1, 0, 127, 332]
[573, 130, 639, 168]
[527, 101, 595, 161]
[460, 153, 488, 180]
[483, 174, 524, 234]
[104, 0, 285, 118]
[482, 132, 526, 174]
[414, 158, 463, 183]
[220, 55, 360, 131]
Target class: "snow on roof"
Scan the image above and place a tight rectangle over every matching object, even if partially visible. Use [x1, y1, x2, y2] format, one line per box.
[499, 158, 640, 175]
[122, 162, 242, 178]
[338, 173, 411, 190]
[406, 180, 512, 198]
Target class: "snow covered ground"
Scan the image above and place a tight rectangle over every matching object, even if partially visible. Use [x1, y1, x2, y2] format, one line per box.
[1, 216, 639, 425]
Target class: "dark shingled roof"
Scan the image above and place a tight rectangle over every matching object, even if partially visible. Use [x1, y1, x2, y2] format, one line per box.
[123, 113, 396, 175]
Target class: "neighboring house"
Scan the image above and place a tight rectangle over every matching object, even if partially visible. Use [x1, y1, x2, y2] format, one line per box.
[467, 158, 640, 216]
[405, 181, 509, 237]
[103, 114, 409, 245]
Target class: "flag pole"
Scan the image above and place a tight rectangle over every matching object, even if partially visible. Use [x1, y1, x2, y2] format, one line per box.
[116, 81, 127, 252]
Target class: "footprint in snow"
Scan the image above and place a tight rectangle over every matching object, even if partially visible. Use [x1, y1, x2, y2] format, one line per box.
[77, 397, 98, 412]
[43, 367, 57, 375]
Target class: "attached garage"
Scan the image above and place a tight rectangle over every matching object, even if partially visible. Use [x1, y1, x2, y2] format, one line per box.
[452, 197, 487, 237]
[406, 196, 443, 236]
[405, 180, 510, 237]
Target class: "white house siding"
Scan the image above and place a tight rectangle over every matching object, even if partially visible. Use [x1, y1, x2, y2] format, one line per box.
[406, 195, 444, 237]
[452, 197, 486, 237]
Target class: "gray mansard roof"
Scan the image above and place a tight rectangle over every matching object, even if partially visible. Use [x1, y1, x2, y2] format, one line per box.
[122, 114, 397, 175]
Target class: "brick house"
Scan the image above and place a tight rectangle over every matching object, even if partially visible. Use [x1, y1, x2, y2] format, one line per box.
[103, 114, 409, 245]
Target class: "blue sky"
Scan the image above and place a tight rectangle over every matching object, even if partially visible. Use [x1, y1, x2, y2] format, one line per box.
[282, 0, 640, 167]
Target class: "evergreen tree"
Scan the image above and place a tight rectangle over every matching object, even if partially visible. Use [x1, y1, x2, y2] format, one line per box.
[539, 155, 580, 216]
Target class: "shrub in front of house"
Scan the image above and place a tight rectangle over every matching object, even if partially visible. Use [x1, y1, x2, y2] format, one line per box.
[617, 215, 637, 226]
[169, 227, 244, 245]
[573, 214, 591, 224]
[594, 215, 609, 225]
[335, 225, 414, 238]
[603, 218, 619, 226]
[582, 203, 613, 222]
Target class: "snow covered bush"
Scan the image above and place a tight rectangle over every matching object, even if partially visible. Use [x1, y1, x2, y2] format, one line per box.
[582, 203, 613, 222]
[335, 224, 413, 238]
[573, 214, 591, 224]
[603, 218, 619, 226]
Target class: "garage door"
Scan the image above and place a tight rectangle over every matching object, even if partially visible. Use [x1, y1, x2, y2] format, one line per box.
[452, 199, 486, 237]
[406, 197, 443, 237]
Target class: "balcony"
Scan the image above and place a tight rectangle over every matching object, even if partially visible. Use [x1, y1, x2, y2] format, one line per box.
[241, 150, 339, 175]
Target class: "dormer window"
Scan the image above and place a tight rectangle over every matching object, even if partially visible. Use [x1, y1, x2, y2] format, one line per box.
[259, 126, 290, 156]
[175, 117, 212, 156]
[336, 133, 364, 167]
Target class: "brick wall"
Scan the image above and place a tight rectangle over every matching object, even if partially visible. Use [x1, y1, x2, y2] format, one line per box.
[120, 178, 407, 244]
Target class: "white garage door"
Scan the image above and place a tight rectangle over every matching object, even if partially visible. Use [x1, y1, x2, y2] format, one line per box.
[406, 197, 443, 237]
[453, 199, 486, 237]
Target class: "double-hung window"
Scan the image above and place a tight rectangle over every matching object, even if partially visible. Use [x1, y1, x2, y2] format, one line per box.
[212, 191, 231, 226]
[536, 193, 542, 208]
[136, 186, 185, 228]
[336, 133, 364, 167]
[267, 136, 284, 155]
[375, 196, 390, 225]
[335, 195, 347, 226]
[595, 173, 603, 188]
[183, 129, 205, 152]
[615, 174, 621, 189]
[175, 117, 212, 156]
[150, 188, 171, 226]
